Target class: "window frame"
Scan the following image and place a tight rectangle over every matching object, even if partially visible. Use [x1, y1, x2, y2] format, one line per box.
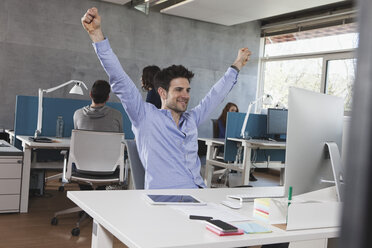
[257, 40, 356, 115]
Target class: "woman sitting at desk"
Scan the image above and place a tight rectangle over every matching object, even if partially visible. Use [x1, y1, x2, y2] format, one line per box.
[216, 102, 239, 139]
[215, 102, 257, 182]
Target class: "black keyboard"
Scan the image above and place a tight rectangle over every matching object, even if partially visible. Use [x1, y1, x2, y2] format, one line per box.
[28, 137, 53, 143]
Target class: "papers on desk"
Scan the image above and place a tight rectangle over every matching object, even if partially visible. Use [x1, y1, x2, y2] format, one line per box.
[235, 222, 272, 234]
[171, 203, 252, 222]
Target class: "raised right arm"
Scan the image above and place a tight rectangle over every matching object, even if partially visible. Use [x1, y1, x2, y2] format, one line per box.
[81, 7, 145, 126]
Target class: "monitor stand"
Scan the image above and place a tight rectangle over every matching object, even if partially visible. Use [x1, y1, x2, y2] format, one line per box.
[323, 142, 344, 202]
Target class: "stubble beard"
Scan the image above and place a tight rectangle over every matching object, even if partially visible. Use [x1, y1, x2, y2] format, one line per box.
[167, 102, 188, 114]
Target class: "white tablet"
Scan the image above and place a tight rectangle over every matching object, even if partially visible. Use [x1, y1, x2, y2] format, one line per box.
[144, 194, 206, 205]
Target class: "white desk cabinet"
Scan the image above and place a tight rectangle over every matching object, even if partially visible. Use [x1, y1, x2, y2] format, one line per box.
[15, 135, 70, 213]
[0, 140, 23, 213]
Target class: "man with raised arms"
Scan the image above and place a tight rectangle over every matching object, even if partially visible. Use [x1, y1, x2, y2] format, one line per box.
[81, 7, 251, 189]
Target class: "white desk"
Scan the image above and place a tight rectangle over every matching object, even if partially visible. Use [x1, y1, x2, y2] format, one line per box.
[229, 138, 286, 186]
[16, 135, 70, 213]
[67, 188, 339, 248]
[200, 138, 286, 187]
[198, 137, 225, 160]
[199, 138, 228, 186]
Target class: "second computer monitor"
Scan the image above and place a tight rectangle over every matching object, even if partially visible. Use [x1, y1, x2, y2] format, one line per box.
[267, 108, 288, 140]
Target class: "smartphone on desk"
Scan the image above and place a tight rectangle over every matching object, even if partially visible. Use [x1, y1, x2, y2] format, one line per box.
[206, 219, 238, 233]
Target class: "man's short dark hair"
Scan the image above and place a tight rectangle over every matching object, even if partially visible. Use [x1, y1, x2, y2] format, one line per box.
[153, 65, 194, 92]
[142, 65, 160, 91]
[91, 80, 110, 104]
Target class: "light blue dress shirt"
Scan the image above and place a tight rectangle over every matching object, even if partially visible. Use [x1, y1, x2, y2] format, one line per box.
[93, 39, 239, 189]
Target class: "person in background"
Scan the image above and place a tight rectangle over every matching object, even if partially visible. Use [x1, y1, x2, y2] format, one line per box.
[73, 80, 123, 133]
[216, 102, 239, 139]
[73, 79, 123, 190]
[142, 65, 161, 109]
[216, 102, 257, 182]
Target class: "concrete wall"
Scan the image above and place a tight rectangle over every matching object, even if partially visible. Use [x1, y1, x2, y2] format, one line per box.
[0, 0, 260, 137]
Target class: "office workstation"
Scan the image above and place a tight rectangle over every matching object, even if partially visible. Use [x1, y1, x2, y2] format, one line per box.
[202, 110, 287, 188]
[65, 85, 345, 248]
[11, 94, 134, 213]
[0, 0, 368, 247]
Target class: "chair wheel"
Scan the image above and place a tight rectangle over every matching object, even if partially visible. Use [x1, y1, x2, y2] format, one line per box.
[71, 227, 80, 236]
[58, 186, 64, 192]
[51, 217, 58, 225]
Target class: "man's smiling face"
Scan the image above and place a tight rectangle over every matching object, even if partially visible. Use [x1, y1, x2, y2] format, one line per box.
[163, 77, 190, 113]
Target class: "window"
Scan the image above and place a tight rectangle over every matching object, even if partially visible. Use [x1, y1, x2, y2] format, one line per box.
[326, 58, 356, 112]
[263, 58, 322, 107]
[259, 23, 358, 113]
[264, 26, 359, 57]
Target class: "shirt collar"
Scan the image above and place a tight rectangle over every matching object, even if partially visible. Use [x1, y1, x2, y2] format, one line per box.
[160, 109, 188, 125]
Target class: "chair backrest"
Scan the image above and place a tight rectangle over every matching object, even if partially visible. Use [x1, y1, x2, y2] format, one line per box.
[67, 130, 124, 175]
[124, 139, 145, 189]
[211, 119, 219, 138]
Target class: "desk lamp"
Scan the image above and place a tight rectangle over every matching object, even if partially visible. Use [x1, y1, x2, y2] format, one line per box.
[240, 94, 273, 138]
[31, 80, 88, 142]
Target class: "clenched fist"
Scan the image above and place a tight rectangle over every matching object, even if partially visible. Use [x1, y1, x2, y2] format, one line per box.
[232, 48, 252, 71]
[81, 7, 104, 42]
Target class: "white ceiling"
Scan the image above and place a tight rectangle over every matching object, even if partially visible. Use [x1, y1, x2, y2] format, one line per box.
[102, 0, 348, 26]
[161, 0, 347, 26]
[102, 0, 131, 5]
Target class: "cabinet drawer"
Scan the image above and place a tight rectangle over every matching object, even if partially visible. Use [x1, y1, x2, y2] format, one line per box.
[0, 163, 22, 178]
[0, 195, 20, 212]
[0, 179, 21, 194]
[0, 157, 23, 164]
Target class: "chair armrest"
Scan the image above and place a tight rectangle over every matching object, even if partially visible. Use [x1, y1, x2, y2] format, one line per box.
[60, 150, 68, 156]
[119, 162, 125, 184]
[61, 150, 69, 183]
[119, 142, 126, 184]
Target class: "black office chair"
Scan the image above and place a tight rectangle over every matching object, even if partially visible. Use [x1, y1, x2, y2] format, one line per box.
[209, 119, 231, 185]
[208, 119, 256, 187]
[211, 119, 219, 138]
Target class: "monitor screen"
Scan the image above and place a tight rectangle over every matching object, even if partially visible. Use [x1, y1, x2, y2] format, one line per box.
[284, 87, 344, 200]
[267, 108, 288, 135]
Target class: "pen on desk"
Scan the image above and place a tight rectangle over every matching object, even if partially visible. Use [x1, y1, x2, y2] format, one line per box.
[288, 186, 293, 206]
[189, 215, 213, 220]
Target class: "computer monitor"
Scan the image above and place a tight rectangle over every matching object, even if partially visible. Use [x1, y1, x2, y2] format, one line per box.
[267, 108, 288, 140]
[284, 87, 344, 201]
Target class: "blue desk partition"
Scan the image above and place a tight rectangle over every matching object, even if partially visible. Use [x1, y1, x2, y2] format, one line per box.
[223, 112, 285, 162]
[14, 95, 134, 149]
